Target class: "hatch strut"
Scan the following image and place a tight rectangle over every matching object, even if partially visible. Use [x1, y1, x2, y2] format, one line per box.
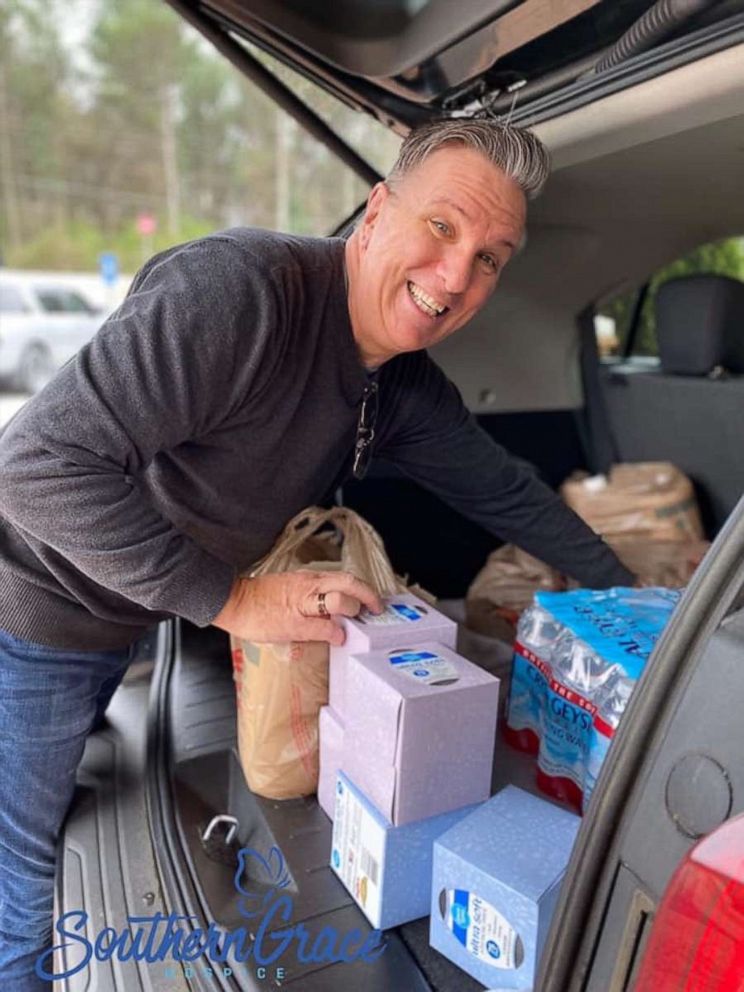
[164, 0, 383, 188]
[593, 0, 724, 73]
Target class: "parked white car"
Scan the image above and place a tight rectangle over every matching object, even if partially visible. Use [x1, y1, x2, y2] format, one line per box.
[0, 272, 105, 393]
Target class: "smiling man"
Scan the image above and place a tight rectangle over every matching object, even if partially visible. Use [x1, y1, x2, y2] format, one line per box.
[346, 141, 526, 364]
[0, 119, 634, 991]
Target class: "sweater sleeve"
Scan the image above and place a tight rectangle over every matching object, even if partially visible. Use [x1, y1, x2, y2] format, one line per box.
[0, 238, 278, 625]
[376, 353, 634, 589]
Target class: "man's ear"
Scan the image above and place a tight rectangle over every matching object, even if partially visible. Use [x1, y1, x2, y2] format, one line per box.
[359, 181, 389, 247]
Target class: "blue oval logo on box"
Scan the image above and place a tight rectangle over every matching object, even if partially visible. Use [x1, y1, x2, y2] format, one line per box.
[486, 940, 501, 959]
[391, 603, 422, 621]
[390, 650, 438, 664]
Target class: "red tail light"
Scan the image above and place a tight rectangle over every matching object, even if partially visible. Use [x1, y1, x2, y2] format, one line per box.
[633, 813, 744, 991]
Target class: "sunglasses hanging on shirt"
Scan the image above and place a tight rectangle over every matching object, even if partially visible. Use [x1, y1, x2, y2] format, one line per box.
[352, 380, 379, 480]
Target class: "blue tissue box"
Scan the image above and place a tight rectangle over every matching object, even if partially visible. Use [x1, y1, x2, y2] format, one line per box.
[330, 771, 478, 930]
[430, 785, 580, 989]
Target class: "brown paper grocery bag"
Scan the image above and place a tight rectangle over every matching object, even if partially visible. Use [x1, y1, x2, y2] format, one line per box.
[561, 462, 704, 542]
[609, 536, 709, 587]
[464, 535, 708, 644]
[465, 544, 566, 641]
[231, 506, 399, 800]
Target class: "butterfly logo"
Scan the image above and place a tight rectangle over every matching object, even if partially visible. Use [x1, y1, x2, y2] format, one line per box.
[233, 846, 291, 919]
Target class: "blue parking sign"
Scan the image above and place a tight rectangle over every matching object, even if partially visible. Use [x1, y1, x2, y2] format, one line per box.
[98, 252, 119, 286]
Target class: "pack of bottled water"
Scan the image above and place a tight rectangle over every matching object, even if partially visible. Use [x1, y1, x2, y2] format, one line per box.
[505, 587, 682, 812]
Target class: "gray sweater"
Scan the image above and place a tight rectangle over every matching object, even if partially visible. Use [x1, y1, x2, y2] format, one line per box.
[0, 228, 632, 649]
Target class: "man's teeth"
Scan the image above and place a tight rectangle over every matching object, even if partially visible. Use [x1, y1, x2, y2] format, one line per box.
[408, 281, 447, 317]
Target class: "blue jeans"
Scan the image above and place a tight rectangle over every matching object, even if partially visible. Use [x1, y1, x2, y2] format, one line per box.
[0, 628, 133, 991]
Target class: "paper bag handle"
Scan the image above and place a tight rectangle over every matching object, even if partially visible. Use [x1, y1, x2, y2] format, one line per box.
[249, 505, 399, 597]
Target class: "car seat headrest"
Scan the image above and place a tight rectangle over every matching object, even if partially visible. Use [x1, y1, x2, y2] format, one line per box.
[655, 274, 744, 375]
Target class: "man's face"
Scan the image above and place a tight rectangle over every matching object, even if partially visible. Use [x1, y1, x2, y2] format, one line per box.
[349, 144, 527, 366]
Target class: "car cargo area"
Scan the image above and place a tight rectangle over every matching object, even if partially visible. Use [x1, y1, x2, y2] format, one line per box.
[58, 536, 744, 992]
[158, 615, 532, 992]
[56, 605, 546, 991]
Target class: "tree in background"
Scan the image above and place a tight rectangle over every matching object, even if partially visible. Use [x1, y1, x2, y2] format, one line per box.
[87, 0, 192, 236]
[1, 0, 399, 272]
[0, 0, 76, 257]
[178, 52, 247, 225]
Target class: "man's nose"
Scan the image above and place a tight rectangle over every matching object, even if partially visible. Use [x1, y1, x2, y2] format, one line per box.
[437, 247, 473, 296]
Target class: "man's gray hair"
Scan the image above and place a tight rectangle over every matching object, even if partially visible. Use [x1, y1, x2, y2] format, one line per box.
[387, 119, 550, 200]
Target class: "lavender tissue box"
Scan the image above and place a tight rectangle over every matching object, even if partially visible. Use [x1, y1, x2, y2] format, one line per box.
[430, 785, 580, 989]
[318, 705, 345, 819]
[330, 771, 479, 929]
[329, 594, 457, 716]
[343, 642, 499, 825]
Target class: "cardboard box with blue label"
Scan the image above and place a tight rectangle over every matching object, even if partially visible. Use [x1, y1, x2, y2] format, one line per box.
[318, 705, 345, 819]
[330, 770, 479, 929]
[430, 785, 580, 989]
[343, 642, 499, 825]
[329, 594, 457, 715]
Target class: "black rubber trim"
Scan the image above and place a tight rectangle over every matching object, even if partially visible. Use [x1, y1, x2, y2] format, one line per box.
[622, 283, 651, 360]
[578, 304, 618, 475]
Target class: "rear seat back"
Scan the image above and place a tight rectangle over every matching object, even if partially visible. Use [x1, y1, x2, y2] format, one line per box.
[599, 274, 744, 534]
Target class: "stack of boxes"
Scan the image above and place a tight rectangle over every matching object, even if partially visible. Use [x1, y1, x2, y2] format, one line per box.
[320, 591, 462, 818]
[320, 593, 580, 990]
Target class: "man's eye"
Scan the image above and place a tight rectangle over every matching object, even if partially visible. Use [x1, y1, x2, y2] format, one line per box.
[479, 254, 499, 273]
[430, 219, 451, 236]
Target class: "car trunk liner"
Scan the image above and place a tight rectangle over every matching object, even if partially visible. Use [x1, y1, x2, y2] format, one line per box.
[165, 619, 546, 990]
[165, 622, 442, 989]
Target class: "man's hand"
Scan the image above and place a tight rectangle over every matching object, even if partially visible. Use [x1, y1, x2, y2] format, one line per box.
[211, 570, 383, 646]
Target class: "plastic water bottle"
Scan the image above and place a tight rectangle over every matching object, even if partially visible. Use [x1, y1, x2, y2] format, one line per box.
[583, 674, 635, 808]
[520, 604, 563, 655]
[552, 630, 620, 696]
[534, 631, 612, 811]
[504, 605, 562, 756]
